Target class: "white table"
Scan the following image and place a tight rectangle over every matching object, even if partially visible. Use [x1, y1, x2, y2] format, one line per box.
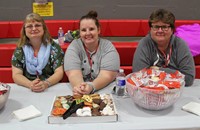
[1, 80, 200, 130]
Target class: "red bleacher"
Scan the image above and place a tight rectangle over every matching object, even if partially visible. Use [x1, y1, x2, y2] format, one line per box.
[0, 20, 200, 83]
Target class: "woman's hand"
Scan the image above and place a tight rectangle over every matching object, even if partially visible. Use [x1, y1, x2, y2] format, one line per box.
[80, 82, 93, 94]
[150, 66, 159, 70]
[73, 85, 83, 96]
[30, 79, 48, 92]
[72, 82, 93, 96]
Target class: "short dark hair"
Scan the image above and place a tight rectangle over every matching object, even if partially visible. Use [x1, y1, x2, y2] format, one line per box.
[148, 9, 175, 29]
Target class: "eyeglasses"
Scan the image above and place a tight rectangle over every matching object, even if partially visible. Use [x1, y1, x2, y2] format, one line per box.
[151, 25, 171, 31]
[25, 24, 43, 30]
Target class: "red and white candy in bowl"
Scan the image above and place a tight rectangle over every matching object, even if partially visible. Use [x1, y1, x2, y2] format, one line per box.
[126, 68, 185, 110]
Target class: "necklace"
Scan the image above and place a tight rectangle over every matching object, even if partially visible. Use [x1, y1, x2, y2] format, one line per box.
[83, 43, 99, 81]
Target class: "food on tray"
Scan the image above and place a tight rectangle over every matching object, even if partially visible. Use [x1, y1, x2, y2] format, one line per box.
[76, 107, 92, 116]
[51, 94, 116, 118]
[52, 107, 67, 116]
[63, 101, 85, 119]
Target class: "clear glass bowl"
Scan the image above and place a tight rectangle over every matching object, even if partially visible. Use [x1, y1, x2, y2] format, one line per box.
[0, 83, 11, 110]
[126, 71, 185, 110]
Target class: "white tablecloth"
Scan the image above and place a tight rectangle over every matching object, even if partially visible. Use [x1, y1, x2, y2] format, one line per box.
[1, 80, 200, 130]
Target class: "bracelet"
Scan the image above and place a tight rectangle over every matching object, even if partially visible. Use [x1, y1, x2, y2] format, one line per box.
[44, 79, 51, 88]
[88, 82, 96, 94]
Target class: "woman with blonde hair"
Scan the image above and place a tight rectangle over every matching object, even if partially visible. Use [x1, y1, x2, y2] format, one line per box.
[12, 13, 64, 92]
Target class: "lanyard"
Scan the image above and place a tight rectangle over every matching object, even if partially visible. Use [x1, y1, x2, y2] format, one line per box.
[83, 44, 99, 81]
[160, 45, 172, 67]
[154, 45, 172, 68]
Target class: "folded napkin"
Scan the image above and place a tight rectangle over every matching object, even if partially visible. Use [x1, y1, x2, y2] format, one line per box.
[13, 105, 42, 121]
[182, 102, 200, 116]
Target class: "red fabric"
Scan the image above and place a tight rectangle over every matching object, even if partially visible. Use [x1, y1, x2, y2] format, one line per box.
[113, 42, 138, 66]
[104, 20, 141, 36]
[2, 20, 200, 38]
[46, 20, 75, 37]
[0, 21, 9, 38]
[0, 68, 13, 83]
[0, 42, 200, 83]
[120, 66, 132, 75]
[196, 65, 200, 79]
[140, 20, 149, 36]
[0, 44, 16, 67]
[194, 55, 200, 65]
[8, 21, 23, 38]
